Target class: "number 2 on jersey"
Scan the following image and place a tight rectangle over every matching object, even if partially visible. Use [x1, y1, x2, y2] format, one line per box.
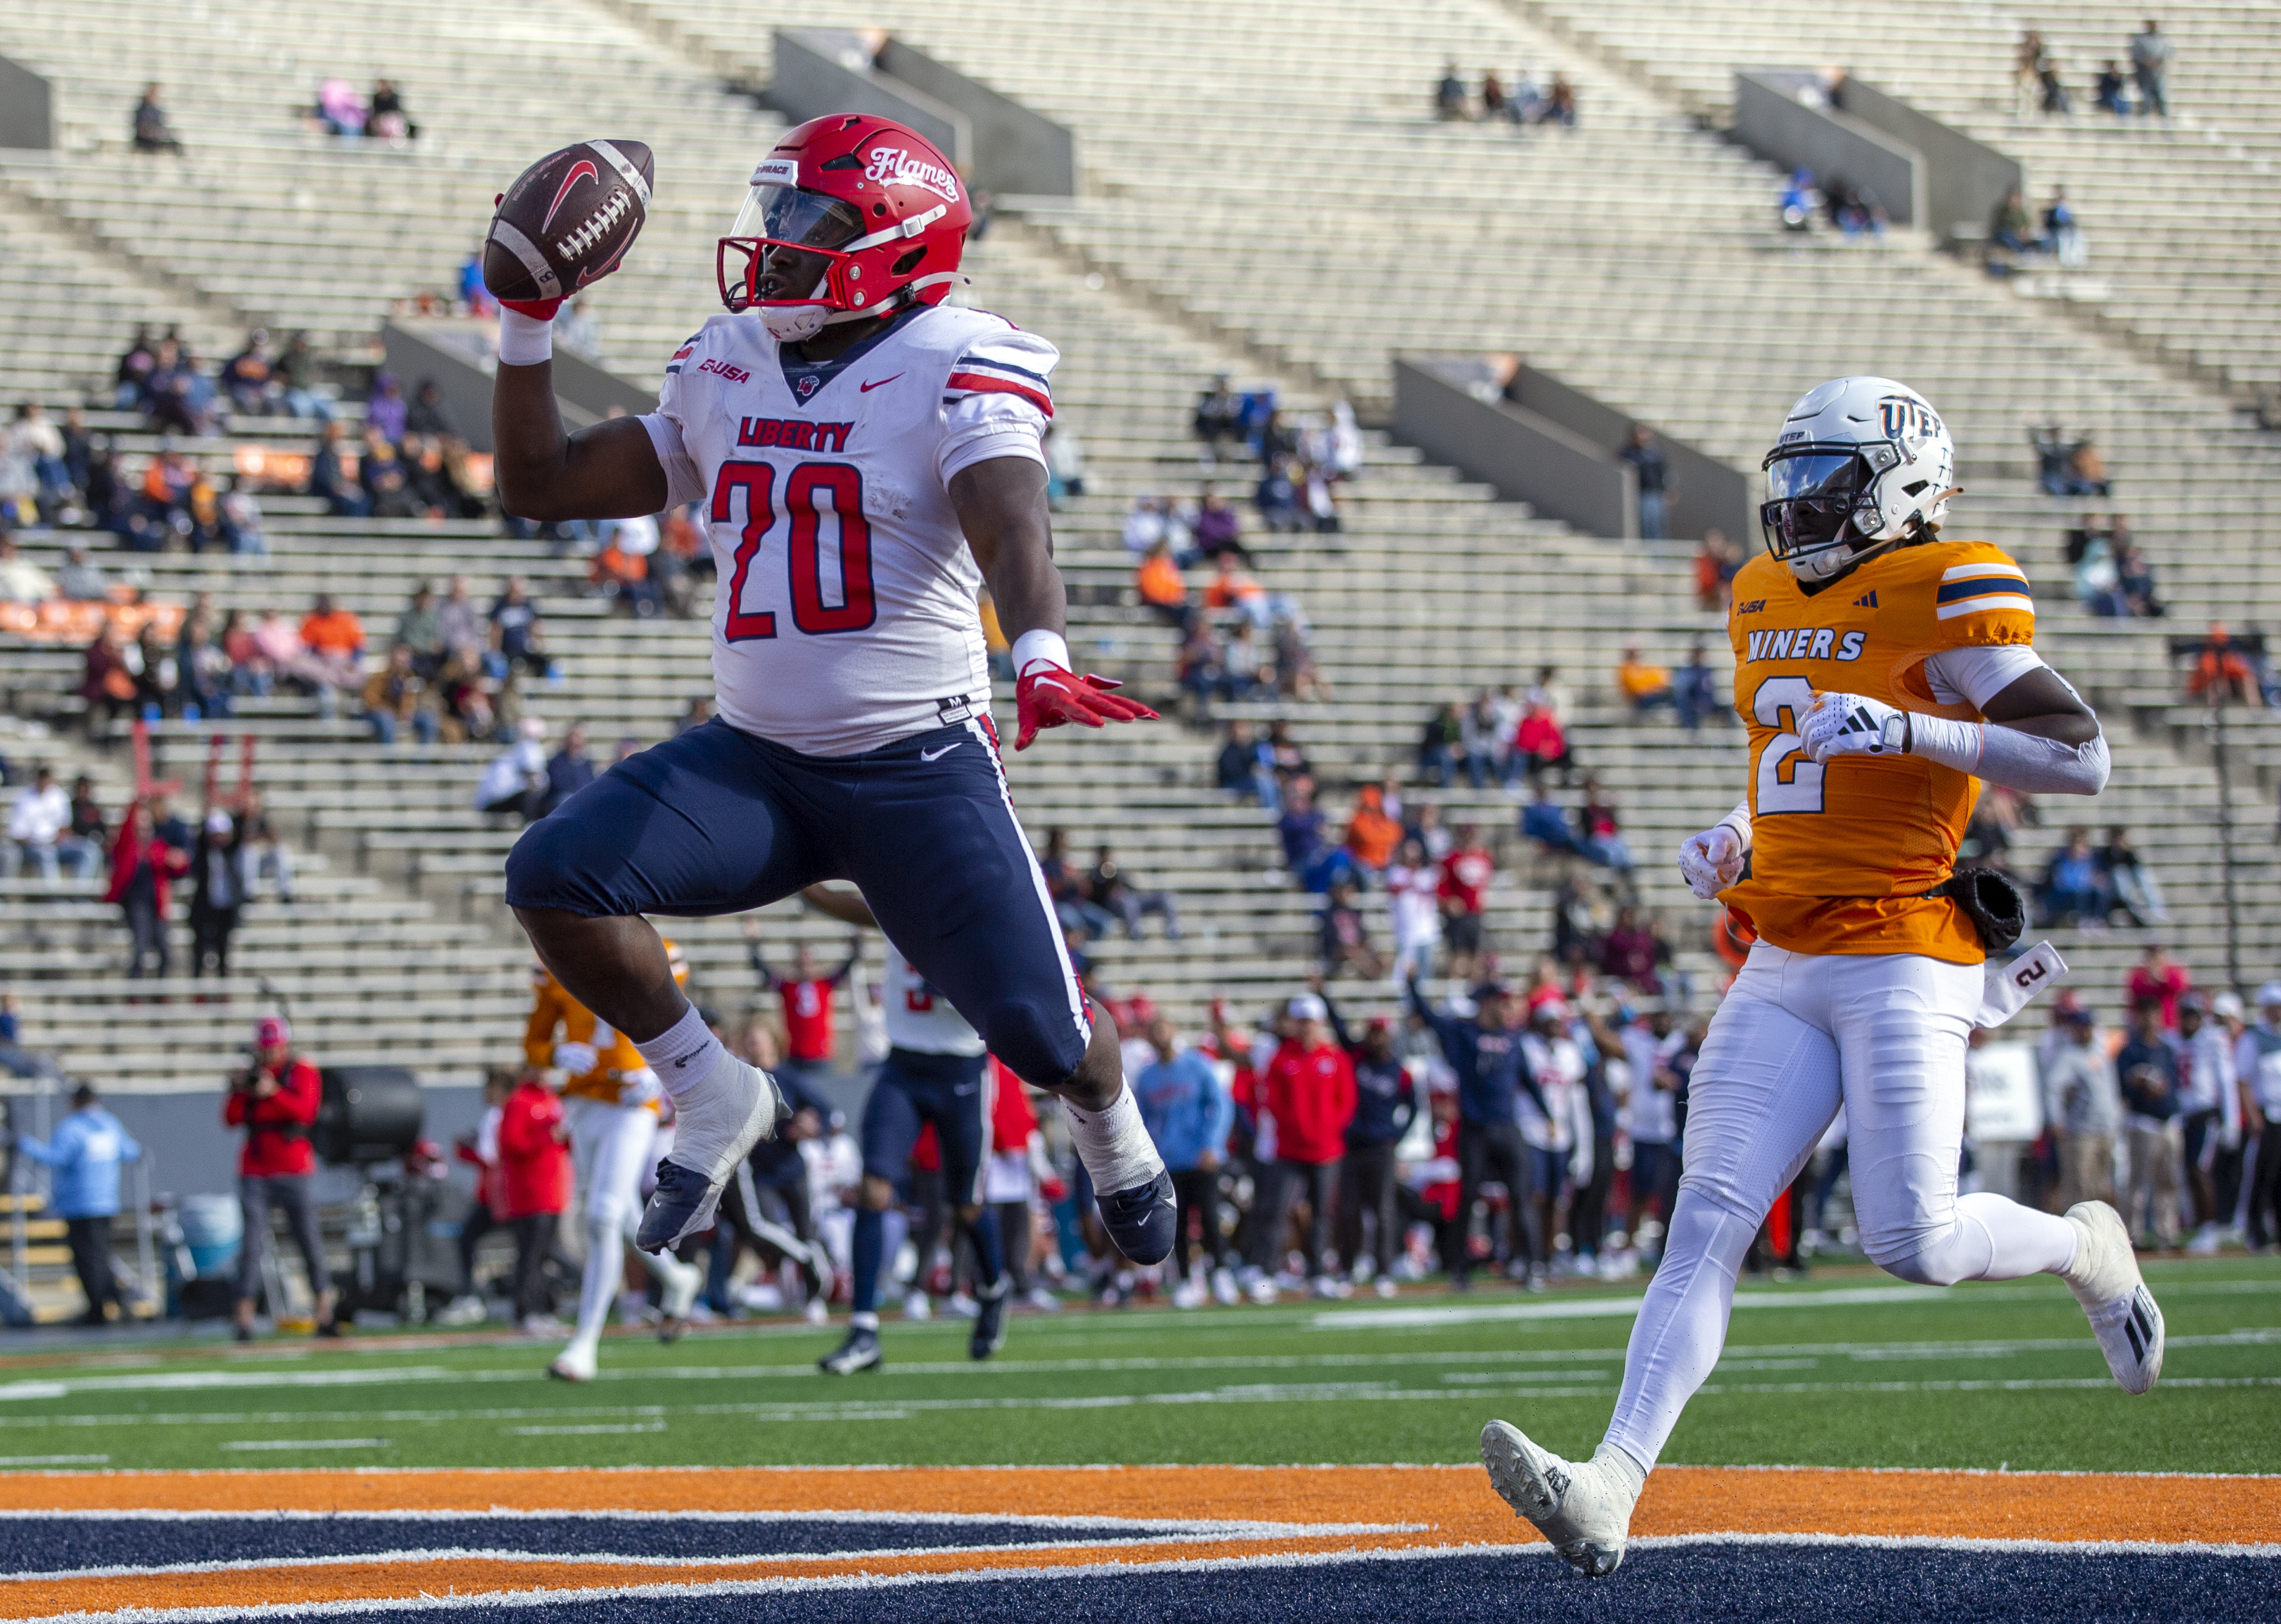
[1753, 674, 1826, 814]
[711, 459, 878, 640]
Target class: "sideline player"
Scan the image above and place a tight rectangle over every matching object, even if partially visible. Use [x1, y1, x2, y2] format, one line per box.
[525, 947, 702, 1381]
[800, 882, 1012, 1367]
[1481, 378, 2163, 1577]
[489, 115, 1174, 1269]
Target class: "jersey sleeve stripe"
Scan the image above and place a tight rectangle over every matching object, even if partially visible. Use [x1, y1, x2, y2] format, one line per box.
[952, 353, 1054, 388]
[1936, 576, 2033, 604]
[1940, 562, 2030, 582]
[1935, 594, 2033, 620]
[945, 372, 1054, 415]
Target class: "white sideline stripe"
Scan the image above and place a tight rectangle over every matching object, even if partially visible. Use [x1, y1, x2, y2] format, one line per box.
[5, 1533, 2275, 1621]
[0, 1455, 106, 1466]
[0, 1367, 455, 1403]
[1316, 1283, 1953, 1329]
[0, 1524, 1423, 1584]
[217, 1439, 389, 1452]
[0, 1509, 1364, 1534]
[503, 1423, 666, 1436]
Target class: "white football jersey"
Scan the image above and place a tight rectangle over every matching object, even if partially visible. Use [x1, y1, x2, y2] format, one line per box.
[642, 304, 1057, 756]
[882, 944, 987, 1058]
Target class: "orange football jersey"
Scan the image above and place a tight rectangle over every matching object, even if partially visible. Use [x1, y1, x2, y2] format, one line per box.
[525, 940, 689, 1105]
[1721, 538, 2034, 964]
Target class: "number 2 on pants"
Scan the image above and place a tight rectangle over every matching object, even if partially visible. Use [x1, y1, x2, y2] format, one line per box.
[1753, 674, 1826, 814]
[711, 459, 878, 641]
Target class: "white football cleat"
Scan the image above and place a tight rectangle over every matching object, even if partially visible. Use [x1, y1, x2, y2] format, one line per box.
[1480, 1421, 1640, 1578]
[2060, 1201, 2165, 1394]
[653, 1251, 702, 1343]
[636, 1054, 787, 1251]
[547, 1341, 597, 1384]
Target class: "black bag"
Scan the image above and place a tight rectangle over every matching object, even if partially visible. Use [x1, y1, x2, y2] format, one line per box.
[1923, 867, 2027, 952]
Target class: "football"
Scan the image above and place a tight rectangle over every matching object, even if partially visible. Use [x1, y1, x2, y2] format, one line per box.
[481, 138, 654, 304]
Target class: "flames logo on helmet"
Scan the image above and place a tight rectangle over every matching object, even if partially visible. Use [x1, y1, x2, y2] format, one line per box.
[863, 146, 959, 202]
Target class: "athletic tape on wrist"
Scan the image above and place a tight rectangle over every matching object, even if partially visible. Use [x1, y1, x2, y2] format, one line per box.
[1011, 629, 1072, 679]
[497, 309, 554, 367]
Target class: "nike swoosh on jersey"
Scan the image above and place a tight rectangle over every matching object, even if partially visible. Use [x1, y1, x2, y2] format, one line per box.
[859, 373, 905, 393]
[919, 742, 961, 762]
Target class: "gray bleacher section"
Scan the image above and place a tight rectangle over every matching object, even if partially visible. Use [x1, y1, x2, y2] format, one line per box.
[2, 0, 2278, 1213]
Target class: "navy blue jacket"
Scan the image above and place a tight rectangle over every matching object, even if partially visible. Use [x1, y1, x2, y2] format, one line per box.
[1407, 979, 1543, 1126]
[1322, 994, 1415, 1148]
[748, 1068, 832, 1186]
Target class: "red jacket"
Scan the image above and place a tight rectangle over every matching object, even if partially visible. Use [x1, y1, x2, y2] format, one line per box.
[104, 821, 189, 913]
[496, 1082, 569, 1218]
[991, 1060, 1038, 1152]
[1263, 1041, 1357, 1166]
[224, 1056, 321, 1177]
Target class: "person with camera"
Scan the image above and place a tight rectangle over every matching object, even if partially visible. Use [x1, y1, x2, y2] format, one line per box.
[224, 1015, 340, 1341]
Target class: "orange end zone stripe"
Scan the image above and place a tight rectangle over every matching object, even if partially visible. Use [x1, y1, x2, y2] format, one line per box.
[0, 1464, 2272, 1618]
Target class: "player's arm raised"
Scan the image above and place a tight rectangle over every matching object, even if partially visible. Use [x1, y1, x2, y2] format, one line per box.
[1801, 662, 2109, 794]
[492, 332, 667, 522]
[951, 457, 1157, 750]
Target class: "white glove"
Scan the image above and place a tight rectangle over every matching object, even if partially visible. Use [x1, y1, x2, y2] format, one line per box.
[1677, 823, 1745, 900]
[1800, 690, 1909, 763]
[552, 1041, 599, 1076]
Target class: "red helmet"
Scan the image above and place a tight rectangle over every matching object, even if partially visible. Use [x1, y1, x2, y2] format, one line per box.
[718, 113, 971, 341]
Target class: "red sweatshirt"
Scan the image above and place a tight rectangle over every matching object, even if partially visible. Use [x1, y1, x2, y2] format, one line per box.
[497, 1081, 569, 1219]
[1263, 1041, 1357, 1166]
[991, 1059, 1038, 1153]
[223, 1057, 321, 1177]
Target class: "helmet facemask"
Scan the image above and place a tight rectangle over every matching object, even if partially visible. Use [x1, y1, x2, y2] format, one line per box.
[718, 177, 962, 341]
[1759, 442, 1908, 583]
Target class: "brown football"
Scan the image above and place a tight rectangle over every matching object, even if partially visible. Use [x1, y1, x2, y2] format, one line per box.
[483, 139, 654, 303]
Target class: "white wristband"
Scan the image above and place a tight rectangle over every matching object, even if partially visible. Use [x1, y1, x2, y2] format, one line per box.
[498, 308, 554, 367]
[1010, 628, 1072, 678]
[1716, 799, 1753, 851]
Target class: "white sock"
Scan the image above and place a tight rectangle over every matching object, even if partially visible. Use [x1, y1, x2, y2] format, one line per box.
[1593, 1441, 1648, 1499]
[572, 1211, 622, 1353]
[1062, 1081, 1165, 1193]
[633, 1001, 725, 1098]
[1600, 1190, 1756, 1471]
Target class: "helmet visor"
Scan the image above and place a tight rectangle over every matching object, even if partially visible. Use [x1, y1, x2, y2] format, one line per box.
[1766, 451, 1866, 502]
[729, 184, 864, 251]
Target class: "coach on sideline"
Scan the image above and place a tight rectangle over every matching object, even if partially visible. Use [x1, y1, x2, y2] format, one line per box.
[13, 1082, 141, 1325]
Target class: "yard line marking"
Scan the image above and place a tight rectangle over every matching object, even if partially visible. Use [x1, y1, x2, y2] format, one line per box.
[217, 1439, 389, 1452]
[0, 1455, 106, 1467]
[503, 1423, 666, 1436]
[0, 1367, 457, 1403]
[1316, 1283, 1954, 1329]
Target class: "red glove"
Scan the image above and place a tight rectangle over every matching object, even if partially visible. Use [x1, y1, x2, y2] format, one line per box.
[1014, 664, 1158, 751]
[1039, 1176, 1070, 1204]
[499, 296, 563, 321]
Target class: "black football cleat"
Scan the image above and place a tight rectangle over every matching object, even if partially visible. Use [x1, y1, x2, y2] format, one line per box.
[970, 1280, 1011, 1361]
[636, 1159, 726, 1254]
[819, 1324, 882, 1376]
[1095, 1169, 1178, 1265]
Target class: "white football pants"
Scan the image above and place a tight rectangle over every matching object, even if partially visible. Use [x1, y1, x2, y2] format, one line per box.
[566, 1092, 695, 1353]
[1599, 942, 2078, 1470]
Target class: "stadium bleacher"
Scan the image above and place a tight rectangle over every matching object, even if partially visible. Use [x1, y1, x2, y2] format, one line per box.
[0, 0, 2274, 1160]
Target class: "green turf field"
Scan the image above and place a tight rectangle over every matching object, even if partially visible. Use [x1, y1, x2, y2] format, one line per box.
[1, 1258, 2273, 1477]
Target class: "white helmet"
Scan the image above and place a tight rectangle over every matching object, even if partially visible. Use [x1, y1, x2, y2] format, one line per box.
[1759, 376, 1956, 586]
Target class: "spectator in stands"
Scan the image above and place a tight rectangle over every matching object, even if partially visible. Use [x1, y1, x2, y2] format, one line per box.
[1779, 167, 1820, 233]
[1616, 644, 1678, 720]
[1317, 879, 1384, 981]
[1439, 826, 1494, 981]
[362, 645, 435, 747]
[13, 1082, 140, 1325]
[367, 375, 409, 445]
[1522, 781, 1581, 859]
[2044, 188, 2086, 268]
[1618, 426, 1669, 540]
[2048, 1004, 2121, 1209]
[1195, 376, 1245, 464]
[0, 535, 52, 604]
[107, 800, 188, 981]
[2112, 537, 2163, 618]
[221, 332, 278, 417]
[1418, 702, 1465, 787]
[1192, 489, 1245, 562]
[1135, 1013, 1235, 1308]
[1085, 844, 1180, 941]
[188, 810, 252, 979]
[368, 78, 415, 140]
[1136, 538, 1190, 629]
[1576, 776, 1634, 871]
[475, 716, 550, 820]
[276, 333, 330, 420]
[7, 766, 88, 881]
[2039, 825, 2109, 926]
[1344, 782, 1404, 881]
[131, 84, 183, 154]
[2126, 942, 2191, 1029]
[2036, 51, 2073, 115]
[1385, 836, 1443, 984]
[1256, 995, 1356, 1297]
[392, 583, 446, 678]
[1674, 639, 1722, 731]
[63, 777, 106, 876]
[1275, 610, 1329, 701]
[498, 1061, 570, 1333]
[1122, 494, 1176, 560]
[78, 624, 136, 739]
[2013, 30, 2048, 117]
[362, 433, 419, 519]
[2099, 827, 2169, 927]
[747, 922, 860, 1092]
[308, 421, 369, 517]
[2130, 19, 2174, 117]
[2187, 623, 2258, 706]
[490, 577, 549, 677]
[2095, 60, 2131, 115]
[1989, 186, 2033, 256]
[435, 574, 484, 662]
[1547, 74, 1579, 126]
[1599, 906, 1666, 995]
[2117, 1000, 2183, 1248]
[1436, 62, 1471, 120]
[540, 721, 595, 817]
[403, 379, 456, 441]
[297, 594, 365, 692]
[1515, 696, 1575, 789]
[1216, 720, 1278, 808]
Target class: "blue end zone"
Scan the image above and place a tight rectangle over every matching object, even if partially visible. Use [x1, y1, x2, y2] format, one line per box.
[242, 1544, 2279, 1623]
[0, 1512, 1200, 1574]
